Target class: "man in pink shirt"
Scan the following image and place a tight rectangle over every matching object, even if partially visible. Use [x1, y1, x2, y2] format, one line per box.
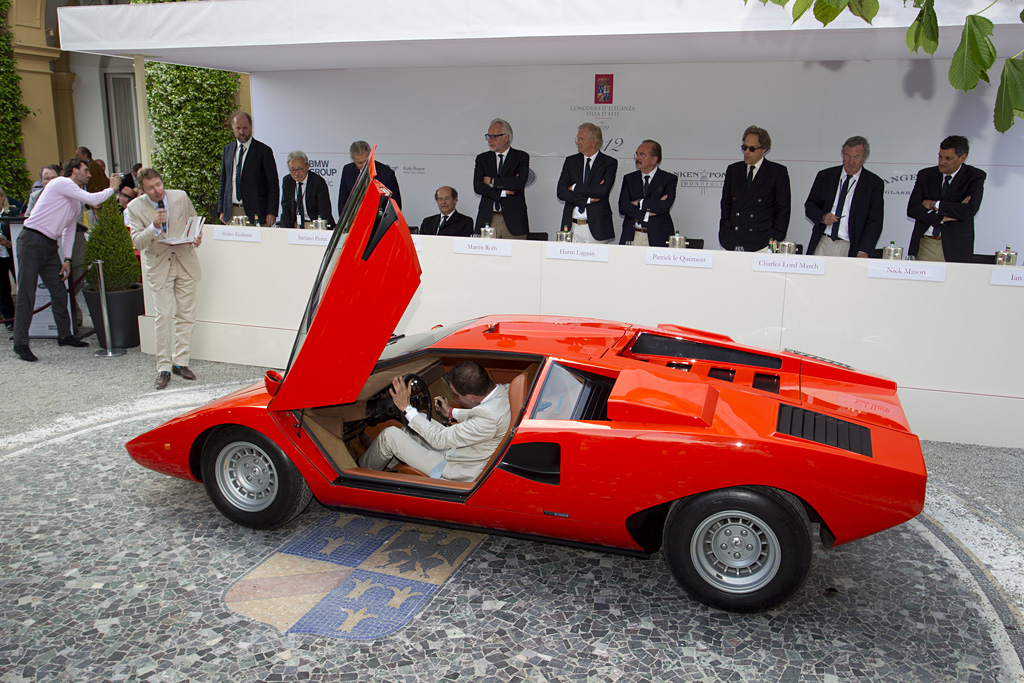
[13, 157, 119, 362]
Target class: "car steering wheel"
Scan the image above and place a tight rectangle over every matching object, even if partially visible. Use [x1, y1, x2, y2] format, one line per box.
[400, 373, 432, 423]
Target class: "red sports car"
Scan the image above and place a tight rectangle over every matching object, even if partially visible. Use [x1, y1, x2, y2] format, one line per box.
[126, 155, 926, 612]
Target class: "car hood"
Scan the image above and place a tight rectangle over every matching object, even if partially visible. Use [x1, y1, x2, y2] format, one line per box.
[269, 150, 421, 412]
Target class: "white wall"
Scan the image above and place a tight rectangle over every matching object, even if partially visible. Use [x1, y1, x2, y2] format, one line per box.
[252, 59, 1024, 254]
[69, 53, 134, 170]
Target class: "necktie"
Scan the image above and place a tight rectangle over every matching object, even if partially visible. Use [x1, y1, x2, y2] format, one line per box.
[831, 174, 852, 240]
[935, 175, 951, 238]
[296, 181, 304, 228]
[584, 157, 592, 185]
[494, 153, 504, 212]
[747, 165, 754, 187]
[439, 214, 448, 232]
[643, 174, 650, 196]
[234, 144, 245, 199]
[156, 199, 166, 232]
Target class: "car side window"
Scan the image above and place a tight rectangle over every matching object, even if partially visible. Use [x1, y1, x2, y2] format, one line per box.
[532, 363, 585, 420]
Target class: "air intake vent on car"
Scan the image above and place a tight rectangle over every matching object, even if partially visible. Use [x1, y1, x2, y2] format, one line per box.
[776, 405, 872, 457]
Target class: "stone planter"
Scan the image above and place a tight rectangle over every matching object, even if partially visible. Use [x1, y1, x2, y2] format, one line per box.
[83, 283, 144, 349]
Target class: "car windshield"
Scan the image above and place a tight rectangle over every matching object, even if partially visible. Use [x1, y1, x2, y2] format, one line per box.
[379, 319, 476, 362]
[283, 162, 373, 372]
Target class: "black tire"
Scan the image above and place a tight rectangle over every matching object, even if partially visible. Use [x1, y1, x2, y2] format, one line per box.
[200, 426, 313, 530]
[662, 487, 812, 612]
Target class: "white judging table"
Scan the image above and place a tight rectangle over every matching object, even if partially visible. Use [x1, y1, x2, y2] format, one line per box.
[137, 230, 1024, 447]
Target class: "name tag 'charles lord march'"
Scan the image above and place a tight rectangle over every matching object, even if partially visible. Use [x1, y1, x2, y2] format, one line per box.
[752, 255, 826, 275]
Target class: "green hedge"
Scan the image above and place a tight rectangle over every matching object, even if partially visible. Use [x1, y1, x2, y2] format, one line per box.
[0, 0, 32, 201]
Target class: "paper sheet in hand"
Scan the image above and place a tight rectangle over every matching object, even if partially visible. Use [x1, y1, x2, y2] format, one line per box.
[159, 216, 204, 245]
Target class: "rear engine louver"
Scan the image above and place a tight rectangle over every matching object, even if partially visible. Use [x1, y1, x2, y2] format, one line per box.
[776, 405, 872, 457]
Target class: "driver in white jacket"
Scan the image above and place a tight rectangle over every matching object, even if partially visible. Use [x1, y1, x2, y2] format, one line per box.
[360, 361, 511, 482]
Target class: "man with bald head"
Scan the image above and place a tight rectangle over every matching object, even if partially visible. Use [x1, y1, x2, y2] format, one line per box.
[419, 186, 473, 236]
[217, 111, 278, 226]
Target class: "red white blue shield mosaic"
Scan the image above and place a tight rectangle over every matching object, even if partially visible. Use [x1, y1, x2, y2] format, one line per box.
[225, 512, 483, 640]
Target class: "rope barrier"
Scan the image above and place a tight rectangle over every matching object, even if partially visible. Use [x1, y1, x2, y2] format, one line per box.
[0, 262, 99, 326]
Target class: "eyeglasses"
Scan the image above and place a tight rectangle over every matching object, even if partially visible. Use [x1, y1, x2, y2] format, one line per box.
[740, 145, 763, 152]
[484, 133, 508, 141]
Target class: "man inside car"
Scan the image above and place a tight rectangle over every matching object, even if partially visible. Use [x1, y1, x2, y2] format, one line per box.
[359, 361, 511, 482]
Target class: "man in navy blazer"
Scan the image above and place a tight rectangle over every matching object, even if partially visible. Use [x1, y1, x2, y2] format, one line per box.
[557, 123, 618, 242]
[474, 118, 530, 238]
[337, 140, 402, 215]
[280, 150, 335, 229]
[719, 125, 790, 251]
[419, 186, 473, 237]
[619, 139, 677, 246]
[217, 112, 279, 226]
[906, 135, 986, 263]
[805, 136, 884, 257]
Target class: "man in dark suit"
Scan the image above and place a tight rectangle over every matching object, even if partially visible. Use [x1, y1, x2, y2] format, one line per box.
[618, 139, 677, 246]
[805, 135, 884, 257]
[119, 163, 142, 191]
[719, 125, 791, 251]
[280, 150, 335, 229]
[907, 135, 986, 263]
[337, 140, 401, 215]
[557, 122, 618, 243]
[217, 111, 279, 227]
[474, 118, 530, 239]
[419, 186, 473, 237]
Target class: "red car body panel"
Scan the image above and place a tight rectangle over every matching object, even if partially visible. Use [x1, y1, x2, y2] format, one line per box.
[125, 152, 926, 561]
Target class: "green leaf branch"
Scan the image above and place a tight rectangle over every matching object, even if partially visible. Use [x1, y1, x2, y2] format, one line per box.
[747, 0, 1024, 132]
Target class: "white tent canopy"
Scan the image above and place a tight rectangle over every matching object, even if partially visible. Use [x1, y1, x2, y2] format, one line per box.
[57, 0, 1024, 72]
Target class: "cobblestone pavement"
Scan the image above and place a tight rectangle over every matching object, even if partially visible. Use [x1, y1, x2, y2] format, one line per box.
[1, 350, 1023, 682]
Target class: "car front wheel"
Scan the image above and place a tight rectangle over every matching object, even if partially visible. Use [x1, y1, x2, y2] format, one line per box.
[662, 487, 812, 612]
[201, 427, 312, 529]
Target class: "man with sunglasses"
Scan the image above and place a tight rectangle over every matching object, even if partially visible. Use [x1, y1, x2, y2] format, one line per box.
[719, 125, 791, 252]
[474, 118, 530, 239]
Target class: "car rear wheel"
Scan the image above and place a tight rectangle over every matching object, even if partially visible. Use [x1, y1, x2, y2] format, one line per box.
[201, 427, 312, 529]
[662, 487, 811, 612]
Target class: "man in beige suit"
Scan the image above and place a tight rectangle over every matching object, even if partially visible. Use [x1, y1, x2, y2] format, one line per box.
[126, 168, 203, 389]
[361, 361, 511, 482]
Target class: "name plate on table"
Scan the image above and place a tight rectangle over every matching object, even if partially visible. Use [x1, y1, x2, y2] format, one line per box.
[545, 243, 609, 262]
[867, 262, 946, 282]
[213, 226, 262, 243]
[287, 230, 331, 246]
[646, 248, 714, 268]
[991, 267, 1024, 287]
[411, 235, 423, 252]
[453, 239, 512, 257]
[752, 255, 825, 275]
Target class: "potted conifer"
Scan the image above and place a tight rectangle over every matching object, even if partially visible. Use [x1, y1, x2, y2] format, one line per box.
[82, 196, 144, 349]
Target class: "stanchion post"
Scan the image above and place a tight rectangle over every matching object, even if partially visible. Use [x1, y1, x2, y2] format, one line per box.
[93, 259, 126, 357]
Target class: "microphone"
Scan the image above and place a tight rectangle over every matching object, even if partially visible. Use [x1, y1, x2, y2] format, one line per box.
[156, 199, 166, 233]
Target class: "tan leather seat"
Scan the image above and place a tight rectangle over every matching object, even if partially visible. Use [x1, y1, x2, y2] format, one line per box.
[396, 371, 528, 478]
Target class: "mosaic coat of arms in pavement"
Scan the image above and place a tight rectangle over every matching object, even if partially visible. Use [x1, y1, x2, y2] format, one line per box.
[225, 512, 483, 640]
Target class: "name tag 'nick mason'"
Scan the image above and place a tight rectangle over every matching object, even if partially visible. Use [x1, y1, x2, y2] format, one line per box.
[646, 248, 714, 268]
[867, 262, 946, 282]
[752, 255, 825, 275]
[545, 244, 609, 262]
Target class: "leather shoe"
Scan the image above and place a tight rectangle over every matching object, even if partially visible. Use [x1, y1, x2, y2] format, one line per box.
[57, 335, 88, 348]
[172, 365, 197, 380]
[14, 344, 38, 362]
[155, 371, 171, 389]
